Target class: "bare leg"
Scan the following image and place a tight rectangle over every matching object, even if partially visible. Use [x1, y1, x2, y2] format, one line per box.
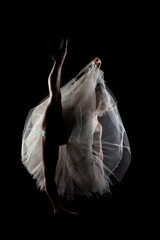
[42, 39, 77, 215]
[48, 39, 68, 99]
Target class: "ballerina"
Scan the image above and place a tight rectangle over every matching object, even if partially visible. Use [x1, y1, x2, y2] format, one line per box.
[21, 39, 131, 216]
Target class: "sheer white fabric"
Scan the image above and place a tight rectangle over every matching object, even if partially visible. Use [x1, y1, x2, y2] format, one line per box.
[21, 61, 131, 200]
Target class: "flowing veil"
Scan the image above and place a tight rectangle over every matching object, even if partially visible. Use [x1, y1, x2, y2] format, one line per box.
[21, 61, 131, 199]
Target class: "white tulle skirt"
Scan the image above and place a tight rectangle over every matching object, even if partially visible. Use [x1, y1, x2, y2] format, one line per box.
[21, 61, 131, 200]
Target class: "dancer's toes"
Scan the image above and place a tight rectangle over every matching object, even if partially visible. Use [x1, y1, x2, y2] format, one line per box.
[59, 38, 68, 51]
[53, 38, 68, 65]
[52, 55, 56, 63]
[54, 207, 78, 216]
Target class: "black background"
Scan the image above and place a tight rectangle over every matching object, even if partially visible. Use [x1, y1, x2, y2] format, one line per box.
[3, 4, 155, 237]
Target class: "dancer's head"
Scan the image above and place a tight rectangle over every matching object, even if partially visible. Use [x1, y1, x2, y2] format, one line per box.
[91, 57, 101, 68]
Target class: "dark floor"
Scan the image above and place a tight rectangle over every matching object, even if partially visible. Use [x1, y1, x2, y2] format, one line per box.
[10, 156, 147, 226]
